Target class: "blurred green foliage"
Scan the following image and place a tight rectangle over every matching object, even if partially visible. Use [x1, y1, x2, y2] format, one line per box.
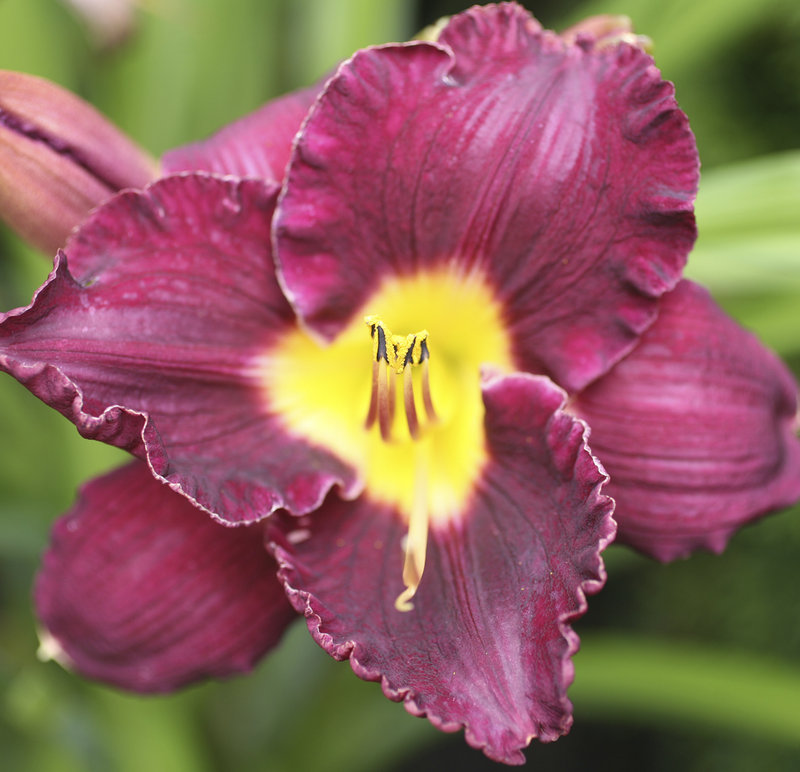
[1, 0, 798, 770]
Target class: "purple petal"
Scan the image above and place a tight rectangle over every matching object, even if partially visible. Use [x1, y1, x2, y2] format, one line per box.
[269, 372, 615, 764]
[162, 84, 320, 181]
[572, 280, 800, 561]
[0, 173, 356, 523]
[35, 462, 297, 692]
[275, 4, 698, 391]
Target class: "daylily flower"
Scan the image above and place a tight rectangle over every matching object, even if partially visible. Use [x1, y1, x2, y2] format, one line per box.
[1, 3, 799, 765]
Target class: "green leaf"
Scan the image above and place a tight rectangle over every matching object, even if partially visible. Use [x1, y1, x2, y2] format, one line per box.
[687, 151, 800, 294]
[285, 0, 414, 86]
[201, 623, 440, 772]
[92, 690, 211, 772]
[574, 634, 800, 746]
[0, 0, 86, 86]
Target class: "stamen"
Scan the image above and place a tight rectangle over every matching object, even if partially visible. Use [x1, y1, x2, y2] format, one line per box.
[365, 319, 394, 441]
[387, 364, 397, 427]
[365, 359, 380, 428]
[394, 447, 430, 612]
[403, 367, 420, 439]
[420, 357, 437, 424]
[364, 316, 438, 443]
[363, 316, 437, 611]
[377, 359, 392, 442]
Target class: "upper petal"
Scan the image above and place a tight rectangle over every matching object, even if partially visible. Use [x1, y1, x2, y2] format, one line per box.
[274, 3, 698, 392]
[269, 372, 614, 764]
[162, 83, 320, 182]
[0, 173, 356, 524]
[36, 462, 297, 692]
[571, 280, 800, 561]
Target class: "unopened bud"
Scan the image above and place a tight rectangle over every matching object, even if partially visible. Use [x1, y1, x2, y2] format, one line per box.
[0, 70, 158, 254]
[561, 15, 653, 53]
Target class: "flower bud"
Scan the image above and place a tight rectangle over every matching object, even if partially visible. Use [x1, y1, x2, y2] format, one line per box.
[561, 15, 653, 53]
[61, 0, 138, 50]
[0, 70, 158, 254]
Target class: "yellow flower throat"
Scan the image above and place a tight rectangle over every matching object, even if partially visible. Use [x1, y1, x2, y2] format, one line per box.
[263, 268, 513, 611]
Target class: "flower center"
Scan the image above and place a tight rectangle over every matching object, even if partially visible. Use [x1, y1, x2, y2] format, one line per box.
[262, 267, 513, 611]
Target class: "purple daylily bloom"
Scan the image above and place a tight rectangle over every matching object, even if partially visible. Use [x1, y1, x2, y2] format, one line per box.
[1, 3, 799, 764]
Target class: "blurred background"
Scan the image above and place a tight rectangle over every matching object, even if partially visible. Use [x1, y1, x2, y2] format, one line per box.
[1, 0, 799, 769]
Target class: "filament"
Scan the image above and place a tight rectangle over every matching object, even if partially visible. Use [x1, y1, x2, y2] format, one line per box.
[403, 367, 420, 439]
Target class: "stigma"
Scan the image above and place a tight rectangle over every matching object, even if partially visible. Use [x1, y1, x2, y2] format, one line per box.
[364, 315, 438, 443]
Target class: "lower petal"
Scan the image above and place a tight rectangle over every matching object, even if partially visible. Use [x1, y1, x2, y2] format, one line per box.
[35, 462, 297, 692]
[268, 373, 614, 764]
[571, 280, 800, 561]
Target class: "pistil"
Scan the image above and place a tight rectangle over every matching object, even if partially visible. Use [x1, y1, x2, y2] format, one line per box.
[395, 446, 430, 612]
